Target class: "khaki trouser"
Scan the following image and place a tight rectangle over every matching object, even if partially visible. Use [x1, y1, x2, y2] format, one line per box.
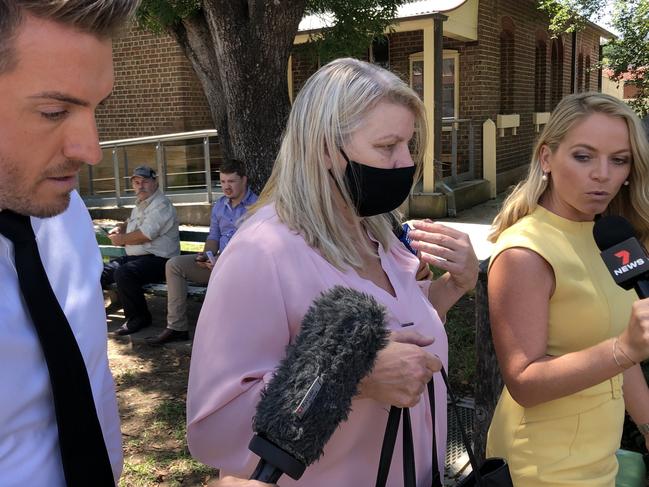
[166, 254, 212, 331]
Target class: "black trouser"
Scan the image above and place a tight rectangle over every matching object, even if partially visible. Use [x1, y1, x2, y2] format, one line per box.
[101, 254, 168, 322]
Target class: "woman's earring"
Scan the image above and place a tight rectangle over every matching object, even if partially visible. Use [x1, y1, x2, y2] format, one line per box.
[624, 180, 630, 186]
[541, 172, 549, 182]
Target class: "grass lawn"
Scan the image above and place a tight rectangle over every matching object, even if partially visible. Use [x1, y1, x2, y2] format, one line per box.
[108, 335, 218, 486]
[446, 291, 476, 397]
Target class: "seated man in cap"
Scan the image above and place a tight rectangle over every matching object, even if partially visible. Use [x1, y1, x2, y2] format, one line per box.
[146, 159, 258, 345]
[101, 165, 180, 335]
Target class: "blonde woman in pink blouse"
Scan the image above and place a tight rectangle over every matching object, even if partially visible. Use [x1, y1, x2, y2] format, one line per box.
[187, 58, 478, 486]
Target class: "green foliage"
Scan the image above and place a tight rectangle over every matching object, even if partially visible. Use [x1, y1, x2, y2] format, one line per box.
[136, 0, 200, 33]
[538, 0, 607, 34]
[606, 0, 649, 116]
[304, 0, 403, 62]
[539, 0, 649, 116]
[136, 1, 406, 62]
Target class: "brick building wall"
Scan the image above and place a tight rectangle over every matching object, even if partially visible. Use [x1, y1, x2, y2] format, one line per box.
[288, 1, 603, 187]
[480, 0, 601, 179]
[430, 0, 600, 183]
[101, 4, 605, 190]
[488, 0, 548, 175]
[96, 22, 214, 142]
[389, 30, 425, 83]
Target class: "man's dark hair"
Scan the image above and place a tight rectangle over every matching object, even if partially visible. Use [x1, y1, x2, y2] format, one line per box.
[220, 159, 247, 178]
[0, 0, 140, 74]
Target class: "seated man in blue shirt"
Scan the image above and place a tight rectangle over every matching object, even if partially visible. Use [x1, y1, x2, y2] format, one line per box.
[145, 159, 258, 345]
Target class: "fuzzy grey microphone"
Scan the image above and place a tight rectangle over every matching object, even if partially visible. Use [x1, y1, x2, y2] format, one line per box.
[249, 285, 390, 482]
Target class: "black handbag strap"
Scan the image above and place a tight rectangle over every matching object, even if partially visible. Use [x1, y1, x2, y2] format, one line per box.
[402, 408, 416, 486]
[376, 405, 417, 487]
[376, 367, 486, 487]
[428, 380, 443, 487]
[376, 406, 402, 487]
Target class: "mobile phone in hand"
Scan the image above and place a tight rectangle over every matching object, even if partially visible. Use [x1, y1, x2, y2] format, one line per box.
[205, 250, 217, 265]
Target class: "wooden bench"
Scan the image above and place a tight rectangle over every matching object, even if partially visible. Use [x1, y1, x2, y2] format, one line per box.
[95, 224, 210, 301]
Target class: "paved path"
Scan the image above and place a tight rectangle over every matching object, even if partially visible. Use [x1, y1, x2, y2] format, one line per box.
[436, 193, 506, 261]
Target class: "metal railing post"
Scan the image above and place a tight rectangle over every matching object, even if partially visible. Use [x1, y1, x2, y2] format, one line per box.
[122, 146, 130, 196]
[87, 165, 95, 195]
[155, 141, 165, 192]
[451, 122, 459, 185]
[204, 136, 212, 203]
[112, 147, 122, 206]
[469, 121, 475, 180]
[162, 145, 169, 191]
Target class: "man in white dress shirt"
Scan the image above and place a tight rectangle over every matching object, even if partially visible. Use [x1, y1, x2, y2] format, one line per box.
[0, 1, 139, 485]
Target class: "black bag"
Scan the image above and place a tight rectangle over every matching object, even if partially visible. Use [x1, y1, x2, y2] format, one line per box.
[375, 367, 513, 487]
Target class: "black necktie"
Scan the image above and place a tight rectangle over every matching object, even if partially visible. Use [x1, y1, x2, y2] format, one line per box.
[0, 210, 115, 486]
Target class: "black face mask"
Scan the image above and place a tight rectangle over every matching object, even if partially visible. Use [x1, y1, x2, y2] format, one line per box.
[337, 149, 415, 217]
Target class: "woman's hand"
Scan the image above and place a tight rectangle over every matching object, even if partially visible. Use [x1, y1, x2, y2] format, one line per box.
[415, 250, 433, 281]
[408, 220, 478, 293]
[357, 330, 441, 408]
[618, 297, 649, 364]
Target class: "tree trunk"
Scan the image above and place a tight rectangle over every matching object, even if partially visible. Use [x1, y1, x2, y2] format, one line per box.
[175, 1, 307, 193]
[473, 257, 503, 464]
[171, 16, 230, 160]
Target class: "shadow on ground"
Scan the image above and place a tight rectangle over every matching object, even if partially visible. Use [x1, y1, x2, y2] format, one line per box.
[106, 296, 217, 486]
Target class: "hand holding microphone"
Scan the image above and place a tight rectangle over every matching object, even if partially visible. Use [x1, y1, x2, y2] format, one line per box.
[248, 286, 390, 483]
[357, 329, 441, 408]
[594, 215, 649, 365]
[619, 301, 649, 366]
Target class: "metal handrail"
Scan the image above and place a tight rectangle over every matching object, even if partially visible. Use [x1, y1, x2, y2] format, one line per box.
[99, 129, 218, 148]
[442, 117, 471, 123]
[83, 130, 221, 208]
[440, 118, 474, 185]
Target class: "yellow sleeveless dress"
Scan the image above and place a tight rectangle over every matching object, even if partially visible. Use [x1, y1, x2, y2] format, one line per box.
[486, 206, 636, 487]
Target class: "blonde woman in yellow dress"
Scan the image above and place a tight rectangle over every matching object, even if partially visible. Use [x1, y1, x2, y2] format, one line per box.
[486, 92, 649, 486]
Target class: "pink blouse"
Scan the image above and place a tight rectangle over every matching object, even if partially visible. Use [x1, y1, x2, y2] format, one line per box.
[187, 205, 448, 486]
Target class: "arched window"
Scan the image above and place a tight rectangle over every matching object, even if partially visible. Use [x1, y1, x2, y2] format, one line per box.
[577, 53, 584, 92]
[535, 39, 547, 112]
[551, 37, 564, 108]
[500, 18, 515, 114]
[585, 56, 591, 91]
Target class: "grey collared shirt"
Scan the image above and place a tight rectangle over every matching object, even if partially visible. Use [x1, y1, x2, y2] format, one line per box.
[125, 188, 180, 258]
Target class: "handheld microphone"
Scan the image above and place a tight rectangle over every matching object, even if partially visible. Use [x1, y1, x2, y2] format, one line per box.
[248, 286, 390, 483]
[593, 215, 649, 297]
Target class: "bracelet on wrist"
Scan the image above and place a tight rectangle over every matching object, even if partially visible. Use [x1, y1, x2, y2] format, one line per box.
[613, 338, 635, 370]
[616, 339, 637, 366]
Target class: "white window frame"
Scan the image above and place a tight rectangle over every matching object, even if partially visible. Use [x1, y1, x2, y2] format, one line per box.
[409, 50, 460, 120]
